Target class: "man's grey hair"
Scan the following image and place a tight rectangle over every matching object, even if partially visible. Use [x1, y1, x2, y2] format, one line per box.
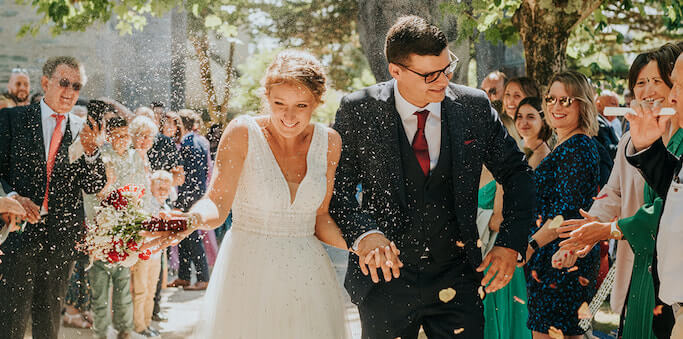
[42, 56, 87, 85]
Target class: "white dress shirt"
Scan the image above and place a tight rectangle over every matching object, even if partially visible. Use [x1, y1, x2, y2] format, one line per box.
[352, 81, 444, 250]
[394, 80, 442, 171]
[40, 99, 79, 160]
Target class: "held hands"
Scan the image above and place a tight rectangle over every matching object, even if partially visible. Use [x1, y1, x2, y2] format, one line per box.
[477, 246, 518, 293]
[355, 233, 403, 283]
[139, 210, 196, 253]
[8, 194, 40, 224]
[551, 249, 578, 269]
[0, 197, 28, 232]
[557, 209, 609, 257]
[624, 100, 671, 152]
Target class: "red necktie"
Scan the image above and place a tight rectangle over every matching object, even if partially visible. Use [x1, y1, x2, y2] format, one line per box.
[412, 110, 430, 176]
[42, 114, 66, 212]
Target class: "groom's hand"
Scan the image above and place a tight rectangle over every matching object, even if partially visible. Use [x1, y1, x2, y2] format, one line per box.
[356, 234, 403, 283]
[477, 246, 517, 293]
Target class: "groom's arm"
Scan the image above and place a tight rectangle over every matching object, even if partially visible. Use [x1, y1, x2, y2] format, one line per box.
[479, 101, 535, 258]
[330, 96, 378, 248]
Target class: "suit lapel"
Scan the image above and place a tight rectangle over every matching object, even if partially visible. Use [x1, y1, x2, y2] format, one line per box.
[442, 86, 465, 190]
[377, 82, 408, 209]
[28, 104, 47, 176]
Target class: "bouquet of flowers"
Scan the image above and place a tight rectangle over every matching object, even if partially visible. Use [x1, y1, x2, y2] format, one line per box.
[82, 185, 153, 267]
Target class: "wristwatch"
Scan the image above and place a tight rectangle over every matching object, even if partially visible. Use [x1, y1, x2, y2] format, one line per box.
[610, 220, 623, 240]
[528, 238, 540, 251]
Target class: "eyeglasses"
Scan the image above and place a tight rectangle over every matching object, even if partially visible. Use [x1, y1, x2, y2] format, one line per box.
[55, 78, 83, 91]
[485, 88, 497, 96]
[544, 95, 584, 107]
[11, 68, 28, 74]
[395, 51, 459, 84]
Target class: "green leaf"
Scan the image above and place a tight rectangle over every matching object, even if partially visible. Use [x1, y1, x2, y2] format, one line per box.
[204, 14, 221, 28]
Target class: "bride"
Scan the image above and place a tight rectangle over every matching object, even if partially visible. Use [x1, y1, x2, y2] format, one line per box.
[144, 50, 353, 338]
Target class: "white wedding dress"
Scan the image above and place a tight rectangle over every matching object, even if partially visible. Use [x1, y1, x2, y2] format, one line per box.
[194, 115, 348, 339]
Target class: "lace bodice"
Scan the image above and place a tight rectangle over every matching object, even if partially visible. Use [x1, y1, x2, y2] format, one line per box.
[230, 115, 328, 237]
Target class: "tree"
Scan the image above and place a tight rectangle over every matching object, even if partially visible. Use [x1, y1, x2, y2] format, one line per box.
[443, 0, 683, 87]
[17, 0, 249, 124]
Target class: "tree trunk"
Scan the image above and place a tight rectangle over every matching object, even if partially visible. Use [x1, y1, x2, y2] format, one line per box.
[356, 0, 467, 83]
[513, 0, 601, 89]
[219, 42, 236, 122]
[188, 15, 220, 123]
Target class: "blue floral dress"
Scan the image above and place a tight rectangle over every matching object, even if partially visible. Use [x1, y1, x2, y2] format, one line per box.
[525, 134, 601, 335]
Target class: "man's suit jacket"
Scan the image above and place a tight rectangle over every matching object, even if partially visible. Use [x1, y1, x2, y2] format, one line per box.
[176, 132, 209, 212]
[627, 138, 682, 200]
[0, 103, 106, 258]
[330, 81, 535, 303]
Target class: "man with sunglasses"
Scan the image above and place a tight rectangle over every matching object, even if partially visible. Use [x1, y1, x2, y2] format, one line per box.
[0, 68, 31, 110]
[0, 56, 107, 339]
[480, 70, 507, 103]
[330, 15, 534, 339]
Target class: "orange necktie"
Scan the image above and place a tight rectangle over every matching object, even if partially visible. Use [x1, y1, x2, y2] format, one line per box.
[42, 114, 66, 212]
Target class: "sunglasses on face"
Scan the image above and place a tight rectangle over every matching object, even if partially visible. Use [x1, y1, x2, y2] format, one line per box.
[544, 95, 581, 107]
[55, 78, 83, 91]
[396, 51, 459, 84]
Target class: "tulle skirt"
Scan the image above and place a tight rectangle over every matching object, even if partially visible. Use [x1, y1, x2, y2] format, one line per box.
[193, 228, 349, 339]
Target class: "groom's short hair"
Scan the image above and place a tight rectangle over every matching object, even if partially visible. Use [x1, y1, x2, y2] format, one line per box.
[385, 15, 448, 66]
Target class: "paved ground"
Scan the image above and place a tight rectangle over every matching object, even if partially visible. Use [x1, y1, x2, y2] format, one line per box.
[32, 245, 615, 339]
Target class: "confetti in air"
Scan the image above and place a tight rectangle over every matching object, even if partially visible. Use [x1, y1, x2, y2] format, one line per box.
[567, 266, 578, 273]
[513, 296, 526, 304]
[578, 276, 590, 286]
[453, 328, 464, 335]
[577, 302, 591, 319]
[653, 305, 664, 316]
[548, 326, 564, 339]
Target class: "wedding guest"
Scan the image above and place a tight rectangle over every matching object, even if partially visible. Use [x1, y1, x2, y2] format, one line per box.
[89, 116, 146, 339]
[0, 56, 106, 339]
[0, 68, 31, 109]
[501, 77, 542, 147]
[167, 109, 210, 291]
[481, 70, 507, 103]
[130, 170, 172, 337]
[596, 90, 622, 138]
[624, 47, 683, 339]
[526, 70, 601, 338]
[515, 97, 552, 168]
[559, 43, 681, 339]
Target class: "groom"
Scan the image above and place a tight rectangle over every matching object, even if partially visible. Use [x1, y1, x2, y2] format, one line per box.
[330, 16, 535, 338]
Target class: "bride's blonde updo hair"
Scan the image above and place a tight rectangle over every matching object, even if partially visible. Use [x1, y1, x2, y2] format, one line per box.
[263, 50, 327, 103]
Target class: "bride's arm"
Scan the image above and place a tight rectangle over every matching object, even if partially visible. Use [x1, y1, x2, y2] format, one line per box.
[314, 129, 348, 250]
[189, 119, 248, 230]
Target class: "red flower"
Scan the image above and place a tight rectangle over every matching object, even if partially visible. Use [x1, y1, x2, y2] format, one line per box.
[127, 239, 139, 252]
[138, 249, 152, 260]
[103, 190, 128, 210]
[107, 250, 122, 263]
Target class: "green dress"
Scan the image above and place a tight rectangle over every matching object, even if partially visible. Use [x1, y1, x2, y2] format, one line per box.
[479, 181, 532, 339]
[618, 128, 683, 339]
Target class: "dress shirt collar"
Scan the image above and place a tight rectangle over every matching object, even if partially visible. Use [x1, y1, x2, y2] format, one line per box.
[393, 79, 441, 121]
[40, 98, 71, 120]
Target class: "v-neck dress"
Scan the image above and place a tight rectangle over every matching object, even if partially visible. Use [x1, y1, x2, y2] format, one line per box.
[193, 115, 348, 338]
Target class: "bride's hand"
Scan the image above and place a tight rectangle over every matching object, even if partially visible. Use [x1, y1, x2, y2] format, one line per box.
[139, 210, 197, 253]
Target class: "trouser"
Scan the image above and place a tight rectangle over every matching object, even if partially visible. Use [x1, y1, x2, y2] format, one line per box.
[131, 257, 162, 332]
[357, 256, 484, 339]
[672, 303, 683, 339]
[153, 251, 165, 315]
[89, 260, 134, 338]
[0, 247, 73, 339]
[178, 231, 209, 282]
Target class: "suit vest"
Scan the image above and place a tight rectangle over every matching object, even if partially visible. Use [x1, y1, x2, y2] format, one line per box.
[397, 113, 465, 264]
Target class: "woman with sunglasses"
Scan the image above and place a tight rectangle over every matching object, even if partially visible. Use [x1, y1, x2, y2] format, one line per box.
[558, 43, 681, 339]
[524, 71, 601, 339]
